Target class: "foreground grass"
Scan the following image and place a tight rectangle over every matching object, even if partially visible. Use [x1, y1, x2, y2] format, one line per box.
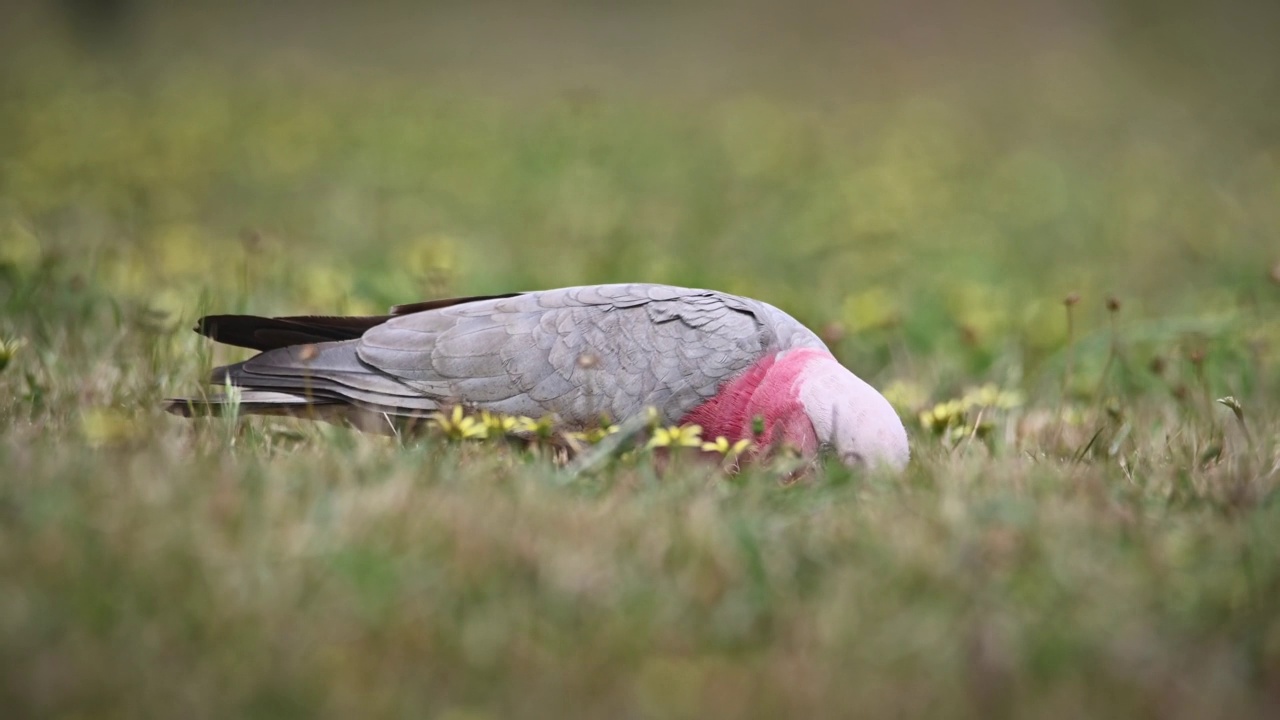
[3, 5, 1280, 717]
[3, 412, 1278, 718]
[4, 414, 1278, 718]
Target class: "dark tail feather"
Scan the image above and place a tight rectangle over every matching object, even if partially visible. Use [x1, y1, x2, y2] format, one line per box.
[390, 292, 523, 316]
[195, 314, 391, 351]
[195, 293, 526, 351]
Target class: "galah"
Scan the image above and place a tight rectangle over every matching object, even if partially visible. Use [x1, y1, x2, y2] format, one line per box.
[167, 284, 909, 470]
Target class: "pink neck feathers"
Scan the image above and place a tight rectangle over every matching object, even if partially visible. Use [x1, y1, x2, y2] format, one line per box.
[679, 348, 829, 453]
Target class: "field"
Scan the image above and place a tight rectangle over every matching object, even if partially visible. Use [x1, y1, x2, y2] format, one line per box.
[2, 2, 1279, 717]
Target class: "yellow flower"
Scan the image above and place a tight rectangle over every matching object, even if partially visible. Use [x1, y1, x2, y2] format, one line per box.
[0, 336, 25, 373]
[962, 383, 1000, 409]
[647, 424, 703, 449]
[513, 414, 557, 438]
[701, 436, 753, 456]
[480, 411, 519, 435]
[81, 407, 137, 447]
[960, 383, 1025, 410]
[568, 424, 620, 445]
[432, 406, 488, 441]
[919, 400, 965, 434]
[995, 389, 1025, 410]
[881, 380, 927, 411]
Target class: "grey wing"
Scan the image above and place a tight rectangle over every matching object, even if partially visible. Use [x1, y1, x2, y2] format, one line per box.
[211, 284, 821, 425]
[354, 284, 781, 425]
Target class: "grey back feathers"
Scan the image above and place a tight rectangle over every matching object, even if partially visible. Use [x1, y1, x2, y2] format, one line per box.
[173, 284, 826, 427]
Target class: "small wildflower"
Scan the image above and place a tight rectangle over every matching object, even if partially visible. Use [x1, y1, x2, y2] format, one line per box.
[1105, 398, 1123, 421]
[0, 336, 25, 373]
[578, 423, 620, 444]
[80, 407, 137, 447]
[957, 419, 994, 440]
[962, 384, 1000, 409]
[920, 384, 1022, 442]
[960, 383, 1024, 410]
[1063, 292, 1080, 307]
[701, 436, 752, 456]
[647, 424, 703, 449]
[1105, 295, 1121, 312]
[881, 379, 927, 411]
[564, 423, 620, 446]
[995, 390, 1024, 409]
[432, 405, 488, 441]
[480, 411, 519, 435]
[514, 414, 557, 438]
[919, 399, 966, 434]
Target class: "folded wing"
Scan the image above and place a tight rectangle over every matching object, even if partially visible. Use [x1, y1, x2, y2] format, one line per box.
[193, 284, 792, 426]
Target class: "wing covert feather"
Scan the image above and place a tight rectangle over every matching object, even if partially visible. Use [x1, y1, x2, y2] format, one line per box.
[353, 284, 810, 425]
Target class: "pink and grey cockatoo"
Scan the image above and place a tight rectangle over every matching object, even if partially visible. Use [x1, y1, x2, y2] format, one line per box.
[167, 284, 909, 470]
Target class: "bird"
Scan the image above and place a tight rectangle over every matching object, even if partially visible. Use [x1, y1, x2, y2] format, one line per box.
[166, 283, 909, 470]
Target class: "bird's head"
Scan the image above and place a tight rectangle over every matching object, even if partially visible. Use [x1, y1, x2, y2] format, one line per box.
[795, 353, 910, 471]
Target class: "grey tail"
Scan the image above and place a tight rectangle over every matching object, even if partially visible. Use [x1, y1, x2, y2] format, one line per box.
[163, 391, 340, 418]
[194, 314, 390, 352]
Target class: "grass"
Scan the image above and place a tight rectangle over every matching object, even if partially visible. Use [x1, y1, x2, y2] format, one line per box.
[2, 3, 1280, 717]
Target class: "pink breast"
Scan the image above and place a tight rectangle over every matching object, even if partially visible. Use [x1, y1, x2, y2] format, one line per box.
[678, 348, 828, 454]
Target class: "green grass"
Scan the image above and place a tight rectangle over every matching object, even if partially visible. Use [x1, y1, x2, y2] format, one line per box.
[2, 4, 1280, 717]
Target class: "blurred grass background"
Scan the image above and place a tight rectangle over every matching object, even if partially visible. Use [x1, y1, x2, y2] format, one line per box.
[1, 1, 1279, 717]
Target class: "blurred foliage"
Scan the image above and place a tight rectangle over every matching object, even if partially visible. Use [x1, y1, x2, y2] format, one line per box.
[1, 5, 1276, 394]
[1, 2, 1280, 718]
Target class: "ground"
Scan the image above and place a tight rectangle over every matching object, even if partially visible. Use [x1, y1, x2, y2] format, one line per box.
[1, 2, 1279, 718]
